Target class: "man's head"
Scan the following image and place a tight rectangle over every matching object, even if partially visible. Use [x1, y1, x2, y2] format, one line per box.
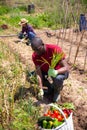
[31, 37, 45, 55]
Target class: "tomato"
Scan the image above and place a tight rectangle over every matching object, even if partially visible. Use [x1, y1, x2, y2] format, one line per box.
[57, 115, 63, 121]
[68, 109, 72, 114]
[44, 113, 50, 116]
[53, 110, 60, 116]
[64, 112, 68, 118]
[47, 110, 52, 115]
[50, 113, 56, 118]
[63, 108, 72, 116]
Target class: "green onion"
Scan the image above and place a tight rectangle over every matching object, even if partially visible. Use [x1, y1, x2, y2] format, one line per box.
[50, 52, 64, 68]
[37, 50, 64, 69]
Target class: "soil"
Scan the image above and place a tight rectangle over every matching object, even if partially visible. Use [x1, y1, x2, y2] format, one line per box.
[0, 29, 87, 130]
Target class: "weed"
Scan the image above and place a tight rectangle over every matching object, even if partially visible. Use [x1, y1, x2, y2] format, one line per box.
[0, 6, 10, 15]
[0, 35, 40, 130]
[10, 98, 40, 130]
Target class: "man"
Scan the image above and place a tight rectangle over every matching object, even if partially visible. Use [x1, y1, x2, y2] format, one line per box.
[18, 18, 36, 44]
[31, 37, 69, 102]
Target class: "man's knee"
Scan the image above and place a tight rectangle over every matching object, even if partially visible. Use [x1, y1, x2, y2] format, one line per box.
[55, 72, 69, 81]
[54, 75, 64, 84]
[28, 32, 36, 40]
[53, 75, 64, 91]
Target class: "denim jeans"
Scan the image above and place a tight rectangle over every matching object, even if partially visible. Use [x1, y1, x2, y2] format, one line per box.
[42, 71, 69, 94]
[27, 32, 36, 41]
[52, 72, 69, 93]
[18, 32, 36, 41]
[79, 14, 87, 31]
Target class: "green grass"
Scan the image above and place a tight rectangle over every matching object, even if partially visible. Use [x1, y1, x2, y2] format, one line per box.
[10, 98, 40, 130]
[0, 2, 87, 30]
[0, 40, 40, 130]
[0, 5, 10, 15]
[0, 1, 87, 31]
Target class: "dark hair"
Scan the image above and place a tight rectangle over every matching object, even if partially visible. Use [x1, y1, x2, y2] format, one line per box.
[31, 37, 44, 48]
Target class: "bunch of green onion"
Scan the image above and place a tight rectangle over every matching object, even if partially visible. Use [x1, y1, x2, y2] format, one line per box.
[37, 50, 64, 69]
[50, 52, 64, 68]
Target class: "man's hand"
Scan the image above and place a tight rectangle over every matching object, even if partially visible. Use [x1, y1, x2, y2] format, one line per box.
[20, 38, 25, 43]
[48, 68, 58, 77]
[38, 88, 44, 100]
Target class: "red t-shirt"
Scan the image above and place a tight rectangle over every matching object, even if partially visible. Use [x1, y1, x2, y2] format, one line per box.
[32, 44, 65, 72]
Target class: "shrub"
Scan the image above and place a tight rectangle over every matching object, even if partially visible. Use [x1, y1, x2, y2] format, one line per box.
[0, 6, 10, 15]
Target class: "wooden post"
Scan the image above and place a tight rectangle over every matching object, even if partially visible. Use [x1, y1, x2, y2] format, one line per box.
[83, 49, 87, 71]
[74, 30, 85, 64]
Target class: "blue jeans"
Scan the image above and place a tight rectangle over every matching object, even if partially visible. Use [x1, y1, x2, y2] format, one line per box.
[42, 71, 69, 94]
[18, 32, 36, 41]
[79, 14, 87, 31]
[52, 72, 69, 93]
[27, 32, 36, 41]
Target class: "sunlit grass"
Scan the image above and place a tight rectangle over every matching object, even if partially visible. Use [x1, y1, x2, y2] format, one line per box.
[0, 40, 39, 130]
[0, 2, 86, 30]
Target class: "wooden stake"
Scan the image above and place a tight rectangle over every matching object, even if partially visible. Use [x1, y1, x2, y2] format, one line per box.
[74, 30, 85, 64]
[83, 49, 87, 71]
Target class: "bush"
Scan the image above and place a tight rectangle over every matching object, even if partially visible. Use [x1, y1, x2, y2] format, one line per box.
[18, 5, 27, 11]
[0, 6, 10, 15]
[10, 99, 40, 130]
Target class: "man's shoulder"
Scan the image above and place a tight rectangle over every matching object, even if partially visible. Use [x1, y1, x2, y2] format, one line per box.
[32, 52, 36, 57]
[32, 52, 38, 58]
[46, 43, 61, 49]
[27, 24, 32, 28]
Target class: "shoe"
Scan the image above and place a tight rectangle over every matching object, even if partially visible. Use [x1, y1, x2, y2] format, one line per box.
[26, 42, 30, 46]
[53, 92, 61, 102]
[26, 39, 31, 46]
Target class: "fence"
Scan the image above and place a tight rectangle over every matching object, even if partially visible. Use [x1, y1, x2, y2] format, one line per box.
[55, 28, 87, 71]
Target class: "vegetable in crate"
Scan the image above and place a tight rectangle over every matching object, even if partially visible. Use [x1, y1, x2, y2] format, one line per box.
[47, 121, 53, 129]
[31, 37, 69, 102]
[38, 104, 74, 129]
[38, 116, 54, 129]
[43, 120, 47, 128]
[53, 118, 63, 128]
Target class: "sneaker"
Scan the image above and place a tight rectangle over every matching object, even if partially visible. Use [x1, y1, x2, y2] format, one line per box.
[53, 92, 61, 102]
[26, 42, 30, 46]
[26, 39, 31, 46]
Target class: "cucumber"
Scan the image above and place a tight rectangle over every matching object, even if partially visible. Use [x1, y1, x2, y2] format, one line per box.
[38, 116, 54, 125]
[38, 116, 54, 128]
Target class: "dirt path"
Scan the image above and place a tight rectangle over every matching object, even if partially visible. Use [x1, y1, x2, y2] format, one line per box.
[0, 29, 87, 130]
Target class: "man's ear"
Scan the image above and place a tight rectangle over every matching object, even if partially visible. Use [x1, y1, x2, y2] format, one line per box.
[42, 42, 44, 46]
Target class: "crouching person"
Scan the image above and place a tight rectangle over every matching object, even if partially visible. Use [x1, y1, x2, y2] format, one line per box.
[31, 37, 69, 102]
[18, 18, 36, 45]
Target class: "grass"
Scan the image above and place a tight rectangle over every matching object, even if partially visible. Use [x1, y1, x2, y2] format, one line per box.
[0, 1, 87, 31]
[0, 40, 40, 130]
[10, 98, 40, 130]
